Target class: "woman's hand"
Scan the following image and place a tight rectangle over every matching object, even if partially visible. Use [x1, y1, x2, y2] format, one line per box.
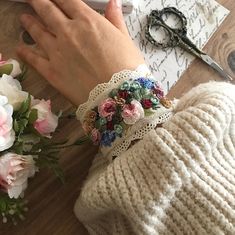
[17, 0, 145, 105]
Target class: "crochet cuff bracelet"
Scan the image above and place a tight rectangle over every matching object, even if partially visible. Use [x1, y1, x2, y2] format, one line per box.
[81, 76, 172, 147]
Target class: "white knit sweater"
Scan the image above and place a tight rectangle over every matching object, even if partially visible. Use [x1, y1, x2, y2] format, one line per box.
[74, 69, 235, 234]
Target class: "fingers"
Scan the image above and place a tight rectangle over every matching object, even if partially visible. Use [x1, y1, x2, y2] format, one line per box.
[20, 14, 56, 54]
[16, 45, 52, 80]
[26, 0, 68, 32]
[52, 0, 92, 19]
[105, 0, 129, 37]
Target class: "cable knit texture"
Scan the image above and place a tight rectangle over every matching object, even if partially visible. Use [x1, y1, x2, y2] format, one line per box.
[74, 81, 235, 235]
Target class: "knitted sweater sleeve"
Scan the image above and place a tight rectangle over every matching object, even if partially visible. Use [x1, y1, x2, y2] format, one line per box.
[74, 81, 235, 235]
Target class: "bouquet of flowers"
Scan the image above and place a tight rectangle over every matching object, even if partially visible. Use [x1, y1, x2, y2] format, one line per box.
[0, 53, 66, 224]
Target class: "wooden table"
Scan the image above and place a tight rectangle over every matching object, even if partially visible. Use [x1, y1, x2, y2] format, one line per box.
[0, 0, 234, 234]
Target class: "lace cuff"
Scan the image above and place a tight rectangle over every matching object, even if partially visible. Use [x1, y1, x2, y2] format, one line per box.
[76, 64, 173, 161]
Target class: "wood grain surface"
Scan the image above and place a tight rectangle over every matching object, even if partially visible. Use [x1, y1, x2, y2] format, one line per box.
[0, 0, 234, 234]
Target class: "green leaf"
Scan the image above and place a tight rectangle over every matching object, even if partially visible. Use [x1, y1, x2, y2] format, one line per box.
[28, 109, 38, 124]
[0, 193, 28, 224]
[52, 166, 65, 184]
[15, 64, 27, 82]
[18, 118, 29, 133]
[0, 199, 7, 211]
[12, 141, 24, 154]
[19, 118, 28, 127]
[13, 119, 19, 132]
[34, 151, 65, 183]
[73, 136, 89, 145]
[0, 64, 13, 76]
[18, 95, 31, 115]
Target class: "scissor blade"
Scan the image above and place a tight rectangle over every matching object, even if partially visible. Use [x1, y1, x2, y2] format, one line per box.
[200, 54, 233, 81]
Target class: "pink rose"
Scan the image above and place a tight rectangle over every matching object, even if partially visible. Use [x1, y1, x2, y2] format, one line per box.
[31, 99, 58, 138]
[0, 95, 15, 151]
[121, 100, 145, 125]
[98, 98, 116, 121]
[90, 128, 101, 145]
[0, 153, 36, 199]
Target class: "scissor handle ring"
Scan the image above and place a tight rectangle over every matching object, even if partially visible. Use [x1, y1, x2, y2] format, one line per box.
[145, 7, 188, 48]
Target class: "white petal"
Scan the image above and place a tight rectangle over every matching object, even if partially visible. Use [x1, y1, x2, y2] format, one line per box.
[8, 184, 23, 199]
[0, 129, 15, 151]
[6, 59, 22, 77]
[0, 95, 8, 106]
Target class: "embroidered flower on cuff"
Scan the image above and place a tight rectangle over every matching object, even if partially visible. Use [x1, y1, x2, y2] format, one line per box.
[98, 98, 116, 121]
[82, 77, 172, 147]
[121, 100, 144, 125]
[100, 130, 116, 147]
[90, 128, 101, 145]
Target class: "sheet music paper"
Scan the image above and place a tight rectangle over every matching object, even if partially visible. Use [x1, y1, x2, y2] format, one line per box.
[124, 0, 230, 93]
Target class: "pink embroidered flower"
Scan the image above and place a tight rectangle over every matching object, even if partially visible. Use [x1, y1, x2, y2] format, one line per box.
[31, 99, 58, 138]
[0, 153, 36, 199]
[0, 95, 15, 151]
[90, 128, 101, 145]
[98, 98, 116, 121]
[153, 85, 164, 99]
[121, 100, 144, 125]
[141, 99, 152, 109]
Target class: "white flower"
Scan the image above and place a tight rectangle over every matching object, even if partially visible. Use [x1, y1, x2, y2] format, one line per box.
[0, 53, 22, 77]
[4, 59, 22, 77]
[121, 100, 145, 125]
[0, 74, 28, 110]
[0, 95, 15, 151]
[0, 153, 36, 199]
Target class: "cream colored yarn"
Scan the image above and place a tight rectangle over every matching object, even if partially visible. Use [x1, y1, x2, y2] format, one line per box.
[74, 81, 235, 235]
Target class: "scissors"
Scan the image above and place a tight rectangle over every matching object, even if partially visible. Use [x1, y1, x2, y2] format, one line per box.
[145, 7, 233, 81]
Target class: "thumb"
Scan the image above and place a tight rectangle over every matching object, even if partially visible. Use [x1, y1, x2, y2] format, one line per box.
[105, 0, 129, 36]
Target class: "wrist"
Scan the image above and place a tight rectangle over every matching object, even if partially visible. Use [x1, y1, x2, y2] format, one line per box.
[76, 65, 173, 159]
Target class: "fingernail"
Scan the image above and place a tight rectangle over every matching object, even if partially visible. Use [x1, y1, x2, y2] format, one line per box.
[114, 0, 122, 9]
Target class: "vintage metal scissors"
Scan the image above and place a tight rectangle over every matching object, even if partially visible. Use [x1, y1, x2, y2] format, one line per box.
[145, 7, 233, 81]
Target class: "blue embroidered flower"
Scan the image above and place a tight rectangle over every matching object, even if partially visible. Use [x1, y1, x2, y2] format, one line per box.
[135, 78, 154, 89]
[100, 130, 116, 147]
